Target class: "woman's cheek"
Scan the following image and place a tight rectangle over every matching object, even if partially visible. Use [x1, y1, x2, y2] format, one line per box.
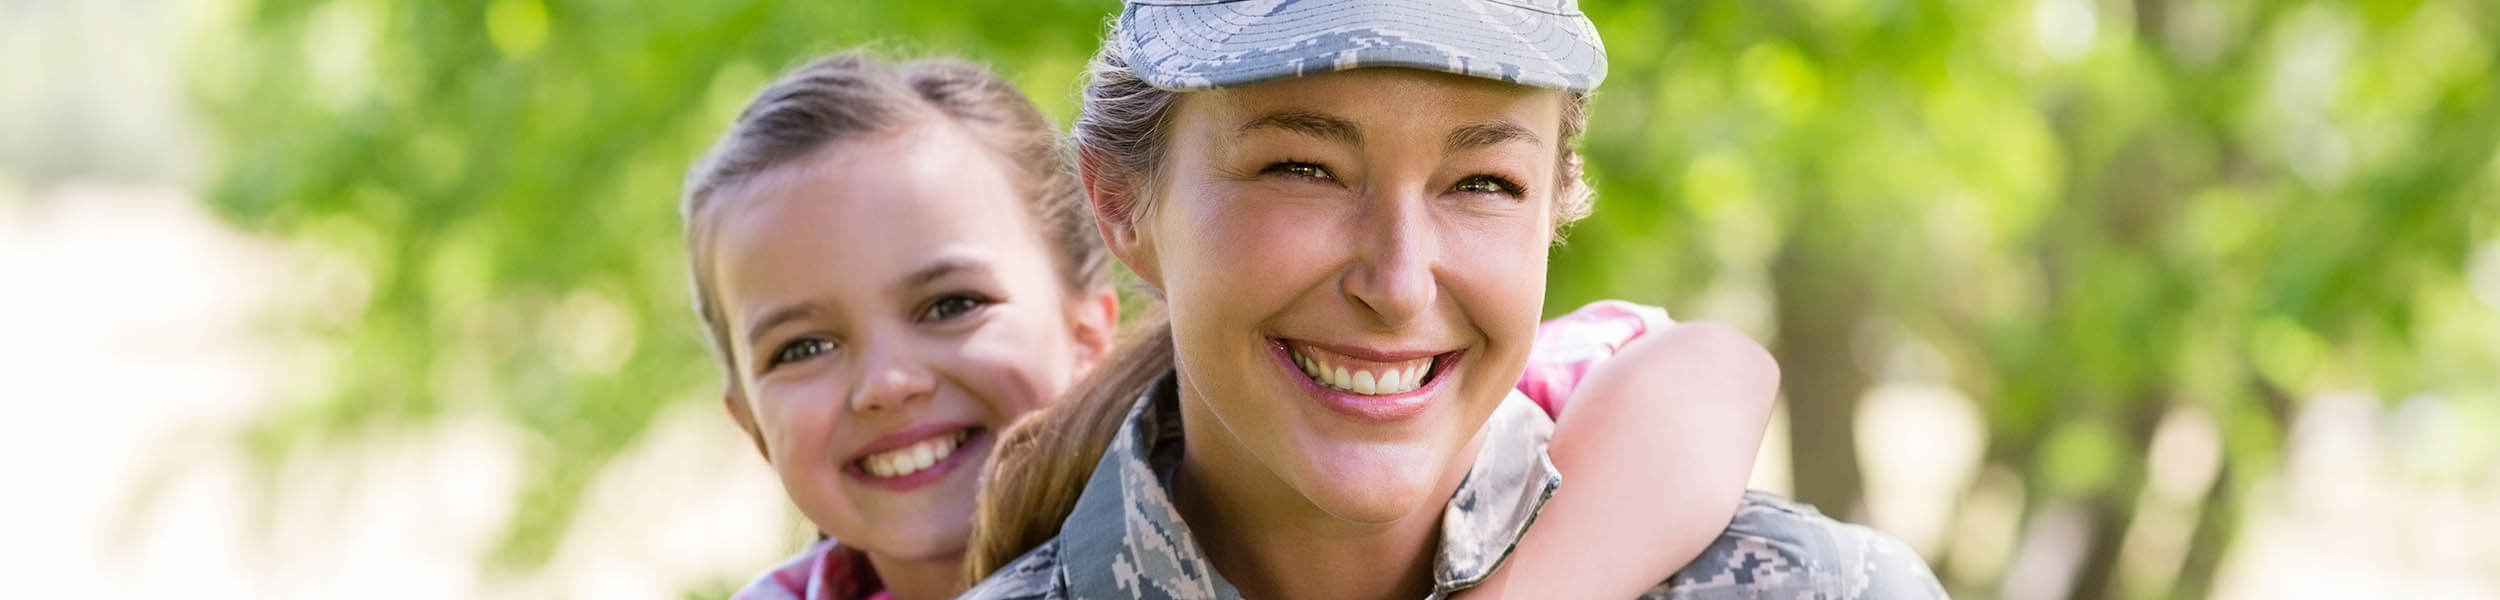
[1170, 193, 1336, 298]
[1445, 220, 1549, 352]
[1445, 218, 1548, 286]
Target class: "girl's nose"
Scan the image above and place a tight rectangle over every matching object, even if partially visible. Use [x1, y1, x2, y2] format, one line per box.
[1342, 195, 1438, 328]
[848, 353, 936, 414]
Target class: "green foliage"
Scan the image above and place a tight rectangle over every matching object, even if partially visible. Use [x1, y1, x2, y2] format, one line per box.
[1544, 0, 2499, 595]
[195, 0, 2499, 596]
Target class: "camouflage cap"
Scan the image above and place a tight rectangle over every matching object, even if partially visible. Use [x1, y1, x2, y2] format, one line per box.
[1117, 0, 1608, 93]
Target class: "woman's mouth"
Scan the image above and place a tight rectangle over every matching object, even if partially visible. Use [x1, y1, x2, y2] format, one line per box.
[1289, 344, 1446, 395]
[1274, 338, 1461, 422]
[846, 426, 984, 489]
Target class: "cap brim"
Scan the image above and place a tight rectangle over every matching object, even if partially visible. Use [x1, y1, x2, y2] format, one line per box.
[1119, 0, 1606, 93]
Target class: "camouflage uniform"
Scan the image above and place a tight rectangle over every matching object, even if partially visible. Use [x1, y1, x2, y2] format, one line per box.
[960, 373, 1948, 600]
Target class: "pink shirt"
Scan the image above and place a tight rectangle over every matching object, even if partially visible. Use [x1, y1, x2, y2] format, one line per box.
[735, 299, 1668, 599]
[731, 538, 886, 600]
[1518, 299, 1673, 418]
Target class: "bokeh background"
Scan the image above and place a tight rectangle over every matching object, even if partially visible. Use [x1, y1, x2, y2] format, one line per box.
[6, 0, 2497, 598]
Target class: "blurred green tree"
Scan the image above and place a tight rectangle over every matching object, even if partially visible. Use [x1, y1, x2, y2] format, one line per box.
[1548, 1, 2500, 598]
[194, 0, 2498, 598]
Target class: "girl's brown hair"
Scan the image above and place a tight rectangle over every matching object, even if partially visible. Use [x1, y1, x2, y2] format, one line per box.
[962, 40, 1598, 582]
[680, 52, 1107, 394]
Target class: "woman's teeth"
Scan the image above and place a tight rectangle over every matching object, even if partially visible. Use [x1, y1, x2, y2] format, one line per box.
[1292, 348, 1432, 395]
[858, 430, 970, 479]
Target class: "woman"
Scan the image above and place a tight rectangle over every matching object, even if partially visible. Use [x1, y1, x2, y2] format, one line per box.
[963, 1, 1947, 598]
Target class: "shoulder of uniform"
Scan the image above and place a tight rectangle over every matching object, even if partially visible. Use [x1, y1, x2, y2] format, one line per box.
[960, 539, 1067, 600]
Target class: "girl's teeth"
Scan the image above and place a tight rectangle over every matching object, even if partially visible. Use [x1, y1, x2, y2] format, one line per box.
[859, 431, 969, 479]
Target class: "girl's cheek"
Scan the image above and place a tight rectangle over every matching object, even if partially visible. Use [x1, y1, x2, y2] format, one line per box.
[758, 380, 843, 461]
[952, 318, 1065, 422]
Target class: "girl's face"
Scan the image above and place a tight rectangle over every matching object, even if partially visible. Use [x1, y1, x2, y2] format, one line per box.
[1127, 68, 1564, 524]
[710, 124, 1116, 560]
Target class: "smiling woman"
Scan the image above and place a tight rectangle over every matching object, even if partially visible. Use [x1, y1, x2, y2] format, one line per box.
[961, 1, 1945, 598]
[1147, 68, 1566, 538]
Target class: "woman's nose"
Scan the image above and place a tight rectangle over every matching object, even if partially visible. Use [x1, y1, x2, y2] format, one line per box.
[1342, 195, 1438, 328]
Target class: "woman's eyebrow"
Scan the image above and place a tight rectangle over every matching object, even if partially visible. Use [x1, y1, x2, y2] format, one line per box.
[1445, 121, 1540, 152]
[1234, 109, 1361, 146]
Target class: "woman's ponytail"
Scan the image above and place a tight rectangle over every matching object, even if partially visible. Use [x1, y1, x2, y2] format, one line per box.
[964, 307, 1175, 583]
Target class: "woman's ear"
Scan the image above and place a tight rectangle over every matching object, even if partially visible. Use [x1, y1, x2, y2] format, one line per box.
[723, 391, 769, 461]
[1066, 287, 1120, 373]
[1079, 147, 1162, 291]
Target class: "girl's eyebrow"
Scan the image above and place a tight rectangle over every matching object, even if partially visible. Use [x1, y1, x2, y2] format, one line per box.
[1234, 109, 1361, 146]
[744, 300, 826, 348]
[897, 255, 990, 293]
[740, 255, 995, 346]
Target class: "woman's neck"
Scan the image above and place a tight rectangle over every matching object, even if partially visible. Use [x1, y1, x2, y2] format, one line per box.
[861, 551, 962, 600]
[1169, 397, 1483, 600]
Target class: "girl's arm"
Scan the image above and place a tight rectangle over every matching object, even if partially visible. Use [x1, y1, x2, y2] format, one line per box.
[1461, 320, 1780, 598]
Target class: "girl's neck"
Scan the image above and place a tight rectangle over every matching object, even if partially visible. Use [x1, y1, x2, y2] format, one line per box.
[861, 551, 962, 600]
[1169, 396, 1482, 600]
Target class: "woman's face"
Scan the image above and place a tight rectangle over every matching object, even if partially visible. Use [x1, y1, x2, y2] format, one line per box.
[1132, 68, 1564, 523]
[711, 123, 1115, 560]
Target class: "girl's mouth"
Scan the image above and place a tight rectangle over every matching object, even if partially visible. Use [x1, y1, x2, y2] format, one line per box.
[846, 426, 986, 490]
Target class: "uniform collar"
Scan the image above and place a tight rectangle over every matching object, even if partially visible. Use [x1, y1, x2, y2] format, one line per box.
[1057, 371, 1562, 599]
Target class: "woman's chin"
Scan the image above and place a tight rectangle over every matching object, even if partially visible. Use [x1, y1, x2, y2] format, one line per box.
[1289, 443, 1462, 524]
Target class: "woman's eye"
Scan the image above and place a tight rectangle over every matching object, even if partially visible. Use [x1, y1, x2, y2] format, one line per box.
[1262, 161, 1334, 181]
[919, 294, 989, 322]
[769, 338, 835, 369]
[1454, 175, 1525, 197]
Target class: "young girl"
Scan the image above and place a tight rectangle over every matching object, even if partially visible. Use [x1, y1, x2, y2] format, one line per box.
[958, 0, 1944, 598]
[681, 52, 1777, 600]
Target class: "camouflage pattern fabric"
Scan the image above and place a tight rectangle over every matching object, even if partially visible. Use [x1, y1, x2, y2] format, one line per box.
[958, 372, 1949, 599]
[1118, 0, 1609, 93]
[1636, 492, 1951, 599]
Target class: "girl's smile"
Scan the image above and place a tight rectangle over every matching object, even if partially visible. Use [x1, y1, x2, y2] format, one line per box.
[707, 122, 1112, 562]
[686, 53, 1120, 600]
[845, 425, 985, 490]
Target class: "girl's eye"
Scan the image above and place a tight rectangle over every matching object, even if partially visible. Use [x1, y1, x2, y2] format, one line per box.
[769, 338, 835, 369]
[1262, 161, 1335, 181]
[1454, 174, 1526, 197]
[918, 294, 989, 322]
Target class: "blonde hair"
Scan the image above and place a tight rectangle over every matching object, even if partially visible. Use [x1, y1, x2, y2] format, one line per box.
[680, 52, 1106, 394]
[963, 40, 1598, 582]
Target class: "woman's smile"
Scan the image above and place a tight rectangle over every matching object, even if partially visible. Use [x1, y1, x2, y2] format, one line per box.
[1269, 337, 1463, 422]
[1132, 67, 1563, 525]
